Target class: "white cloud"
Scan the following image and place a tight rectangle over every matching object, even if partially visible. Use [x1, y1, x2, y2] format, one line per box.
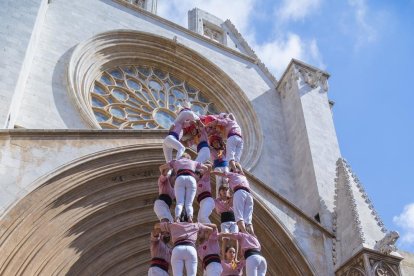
[157, 0, 255, 33]
[156, 1, 325, 78]
[251, 34, 325, 77]
[347, 0, 377, 46]
[276, 0, 322, 21]
[393, 203, 414, 244]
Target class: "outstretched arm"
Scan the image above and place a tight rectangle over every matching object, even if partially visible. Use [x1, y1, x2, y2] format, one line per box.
[200, 224, 215, 238]
[219, 232, 237, 240]
[211, 171, 226, 177]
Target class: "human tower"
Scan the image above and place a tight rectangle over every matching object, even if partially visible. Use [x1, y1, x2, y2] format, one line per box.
[149, 103, 268, 276]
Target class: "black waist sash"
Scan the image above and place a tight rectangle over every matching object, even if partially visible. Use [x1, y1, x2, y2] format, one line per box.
[220, 211, 235, 223]
[233, 186, 250, 193]
[197, 191, 212, 203]
[174, 240, 195, 248]
[177, 169, 196, 178]
[150, 257, 169, 272]
[228, 132, 242, 139]
[168, 131, 179, 140]
[244, 249, 261, 259]
[203, 254, 221, 269]
[158, 194, 172, 207]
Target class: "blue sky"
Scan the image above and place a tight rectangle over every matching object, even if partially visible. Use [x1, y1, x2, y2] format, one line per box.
[158, 0, 414, 252]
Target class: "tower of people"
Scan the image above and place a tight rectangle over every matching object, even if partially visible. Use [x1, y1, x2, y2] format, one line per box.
[149, 103, 267, 276]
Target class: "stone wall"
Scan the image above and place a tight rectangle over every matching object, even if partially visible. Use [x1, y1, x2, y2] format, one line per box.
[0, 0, 47, 128]
[0, 0, 298, 204]
[400, 251, 414, 276]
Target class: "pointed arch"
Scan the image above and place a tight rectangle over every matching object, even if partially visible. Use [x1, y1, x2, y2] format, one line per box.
[0, 145, 314, 275]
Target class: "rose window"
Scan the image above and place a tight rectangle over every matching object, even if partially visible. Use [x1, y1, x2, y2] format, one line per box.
[90, 66, 219, 129]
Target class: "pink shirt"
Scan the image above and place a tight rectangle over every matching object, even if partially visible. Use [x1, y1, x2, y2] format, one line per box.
[233, 232, 261, 256]
[196, 173, 212, 196]
[158, 175, 175, 199]
[168, 158, 202, 173]
[159, 222, 207, 244]
[150, 233, 171, 262]
[221, 260, 245, 276]
[224, 172, 250, 190]
[197, 229, 220, 260]
[215, 198, 233, 214]
[215, 117, 242, 137]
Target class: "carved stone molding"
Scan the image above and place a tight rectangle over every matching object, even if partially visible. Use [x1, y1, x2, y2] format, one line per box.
[333, 158, 395, 269]
[67, 30, 263, 170]
[297, 67, 329, 91]
[340, 159, 387, 233]
[277, 59, 329, 98]
[0, 144, 314, 276]
[224, 20, 278, 86]
[336, 249, 403, 276]
[116, 0, 157, 14]
[374, 231, 399, 255]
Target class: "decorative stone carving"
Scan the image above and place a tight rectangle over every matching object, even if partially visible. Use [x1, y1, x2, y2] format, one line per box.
[371, 260, 400, 276]
[335, 250, 402, 276]
[67, 30, 263, 170]
[297, 67, 329, 91]
[203, 23, 224, 43]
[374, 231, 399, 255]
[333, 158, 397, 270]
[130, 0, 145, 8]
[337, 255, 366, 276]
[90, 65, 218, 130]
[0, 143, 315, 276]
[114, 0, 157, 14]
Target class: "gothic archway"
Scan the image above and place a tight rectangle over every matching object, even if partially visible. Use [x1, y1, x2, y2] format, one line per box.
[0, 144, 314, 275]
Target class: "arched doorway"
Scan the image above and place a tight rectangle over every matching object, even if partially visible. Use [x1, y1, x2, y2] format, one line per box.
[0, 144, 314, 275]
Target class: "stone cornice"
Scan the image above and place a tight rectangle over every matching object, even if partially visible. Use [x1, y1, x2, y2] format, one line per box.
[112, 0, 256, 63]
[0, 129, 166, 139]
[223, 20, 278, 86]
[277, 59, 330, 94]
[335, 247, 403, 276]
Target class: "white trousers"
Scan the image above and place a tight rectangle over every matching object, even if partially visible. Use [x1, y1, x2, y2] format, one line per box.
[195, 146, 210, 163]
[246, 254, 267, 276]
[220, 221, 239, 233]
[214, 166, 229, 197]
[171, 245, 197, 276]
[203, 262, 223, 276]
[197, 197, 215, 223]
[163, 135, 185, 162]
[148, 266, 169, 276]
[174, 175, 197, 218]
[233, 190, 253, 225]
[226, 135, 243, 162]
[154, 199, 173, 222]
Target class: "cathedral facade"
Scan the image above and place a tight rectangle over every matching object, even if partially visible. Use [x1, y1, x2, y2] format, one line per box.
[0, 0, 412, 275]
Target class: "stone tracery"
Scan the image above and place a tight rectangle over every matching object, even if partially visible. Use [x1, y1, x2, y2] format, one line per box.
[90, 66, 218, 129]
